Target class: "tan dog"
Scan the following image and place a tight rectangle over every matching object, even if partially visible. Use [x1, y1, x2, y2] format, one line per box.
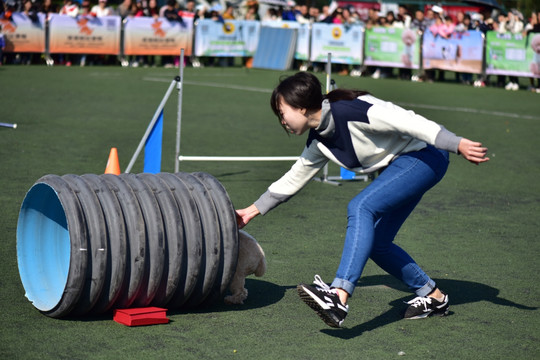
[224, 230, 266, 305]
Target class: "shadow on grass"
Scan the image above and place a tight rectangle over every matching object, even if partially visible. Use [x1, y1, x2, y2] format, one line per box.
[172, 279, 295, 316]
[62, 275, 536, 327]
[57, 279, 288, 322]
[321, 275, 537, 339]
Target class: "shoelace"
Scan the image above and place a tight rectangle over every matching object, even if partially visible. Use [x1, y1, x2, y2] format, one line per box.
[312, 275, 349, 312]
[406, 296, 433, 310]
[313, 275, 333, 293]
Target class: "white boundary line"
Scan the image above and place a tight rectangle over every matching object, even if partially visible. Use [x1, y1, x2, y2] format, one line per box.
[143, 76, 540, 121]
[397, 102, 540, 121]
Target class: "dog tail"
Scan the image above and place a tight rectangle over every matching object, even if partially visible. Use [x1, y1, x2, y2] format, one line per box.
[254, 257, 266, 277]
[254, 241, 266, 277]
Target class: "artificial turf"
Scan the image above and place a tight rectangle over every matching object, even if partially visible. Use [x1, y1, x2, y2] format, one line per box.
[0, 65, 539, 359]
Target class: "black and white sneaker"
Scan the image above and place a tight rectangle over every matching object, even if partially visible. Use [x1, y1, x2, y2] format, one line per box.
[297, 275, 349, 328]
[403, 291, 449, 319]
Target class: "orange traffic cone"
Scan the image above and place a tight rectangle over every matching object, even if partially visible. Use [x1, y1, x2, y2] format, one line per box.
[104, 147, 121, 175]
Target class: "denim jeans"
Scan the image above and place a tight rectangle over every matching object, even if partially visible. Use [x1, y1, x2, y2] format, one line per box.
[331, 145, 449, 297]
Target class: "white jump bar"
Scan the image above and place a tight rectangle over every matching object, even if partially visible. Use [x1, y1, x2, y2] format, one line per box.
[178, 155, 299, 162]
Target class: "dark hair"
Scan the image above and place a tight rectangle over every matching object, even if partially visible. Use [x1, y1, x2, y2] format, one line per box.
[271, 72, 323, 121]
[325, 88, 370, 102]
[271, 72, 369, 133]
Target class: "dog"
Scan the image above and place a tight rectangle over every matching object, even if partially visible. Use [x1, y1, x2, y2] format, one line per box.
[224, 230, 266, 305]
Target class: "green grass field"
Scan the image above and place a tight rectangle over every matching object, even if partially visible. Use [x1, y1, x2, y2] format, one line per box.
[1, 65, 539, 359]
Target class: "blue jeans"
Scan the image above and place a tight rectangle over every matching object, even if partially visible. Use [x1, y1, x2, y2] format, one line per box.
[331, 145, 449, 297]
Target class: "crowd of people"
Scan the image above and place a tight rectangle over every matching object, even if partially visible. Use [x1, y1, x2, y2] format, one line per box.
[1, 0, 539, 91]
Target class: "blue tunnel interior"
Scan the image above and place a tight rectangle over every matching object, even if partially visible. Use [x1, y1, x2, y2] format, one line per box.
[17, 183, 71, 312]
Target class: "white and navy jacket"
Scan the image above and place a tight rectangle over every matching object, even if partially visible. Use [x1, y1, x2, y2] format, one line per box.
[254, 95, 462, 215]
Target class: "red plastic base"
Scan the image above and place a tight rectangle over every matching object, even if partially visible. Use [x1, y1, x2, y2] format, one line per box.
[113, 307, 169, 326]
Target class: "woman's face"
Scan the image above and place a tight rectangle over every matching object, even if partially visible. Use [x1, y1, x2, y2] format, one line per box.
[278, 98, 310, 135]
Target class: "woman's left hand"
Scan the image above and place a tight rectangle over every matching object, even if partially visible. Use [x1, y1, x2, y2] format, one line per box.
[458, 138, 490, 165]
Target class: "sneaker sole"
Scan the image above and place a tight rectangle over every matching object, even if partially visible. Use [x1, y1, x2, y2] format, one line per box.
[297, 285, 342, 328]
[405, 307, 449, 320]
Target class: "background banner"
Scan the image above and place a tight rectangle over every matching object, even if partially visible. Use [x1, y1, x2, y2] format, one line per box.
[0, 12, 45, 53]
[124, 15, 193, 56]
[310, 23, 363, 65]
[194, 19, 260, 57]
[423, 30, 483, 73]
[486, 32, 540, 78]
[48, 14, 121, 55]
[364, 26, 420, 69]
[261, 20, 309, 60]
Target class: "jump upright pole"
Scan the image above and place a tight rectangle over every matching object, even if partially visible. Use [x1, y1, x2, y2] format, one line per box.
[313, 53, 341, 186]
[125, 77, 179, 174]
[175, 48, 185, 173]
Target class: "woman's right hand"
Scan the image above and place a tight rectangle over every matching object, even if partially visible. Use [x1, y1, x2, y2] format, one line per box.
[235, 204, 260, 229]
[458, 138, 490, 165]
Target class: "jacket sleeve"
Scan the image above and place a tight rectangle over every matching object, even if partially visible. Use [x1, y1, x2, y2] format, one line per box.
[365, 98, 463, 153]
[254, 143, 329, 215]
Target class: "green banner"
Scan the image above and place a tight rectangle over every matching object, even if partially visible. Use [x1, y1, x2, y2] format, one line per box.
[364, 27, 420, 69]
[486, 32, 540, 77]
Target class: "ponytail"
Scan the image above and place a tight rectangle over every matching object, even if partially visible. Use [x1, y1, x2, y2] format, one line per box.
[324, 88, 370, 103]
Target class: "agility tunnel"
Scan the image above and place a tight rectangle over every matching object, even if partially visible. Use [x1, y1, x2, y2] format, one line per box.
[16, 172, 238, 318]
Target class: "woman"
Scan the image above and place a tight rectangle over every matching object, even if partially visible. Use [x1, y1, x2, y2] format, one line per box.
[236, 72, 489, 328]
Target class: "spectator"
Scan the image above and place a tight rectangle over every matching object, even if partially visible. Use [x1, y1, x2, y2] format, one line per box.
[295, 4, 309, 24]
[455, 13, 474, 84]
[378, 11, 402, 78]
[193, 3, 206, 21]
[91, 0, 114, 17]
[479, 11, 495, 33]
[442, 15, 455, 37]
[385, 11, 397, 27]
[499, 10, 524, 90]
[367, 7, 379, 26]
[396, 6, 412, 80]
[162, 0, 183, 22]
[37, 0, 58, 18]
[59, 0, 79, 17]
[430, 15, 454, 39]
[307, 6, 319, 23]
[160, 0, 178, 18]
[318, 5, 330, 22]
[524, 11, 539, 34]
[137, 0, 159, 67]
[411, 9, 429, 32]
[131, 0, 144, 17]
[378, 14, 387, 27]
[222, 4, 235, 20]
[161, 0, 184, 68]
[397, 5, 411, 28]
[181, 0, 195, 14]
[331, 7, 344, 24]
[281, 5, 296, 21]
[245, 1, 259, 21]
[22, 0, 39, 23]
[342, 7, 359, 26]
[79, 0, 91, 15]
[116, 0, 133, 19]
[143, 0, 159, 18]
[455, 12, 471, 33]
[262, 7, 279, 21]
[58, 0, 80, 65]
[506, 10, 524, 34]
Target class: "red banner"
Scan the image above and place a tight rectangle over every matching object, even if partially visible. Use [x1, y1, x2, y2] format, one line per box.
[123, 15, 194, 56]
[0, 12, 45, 53]
[48, 14, 121, 55]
